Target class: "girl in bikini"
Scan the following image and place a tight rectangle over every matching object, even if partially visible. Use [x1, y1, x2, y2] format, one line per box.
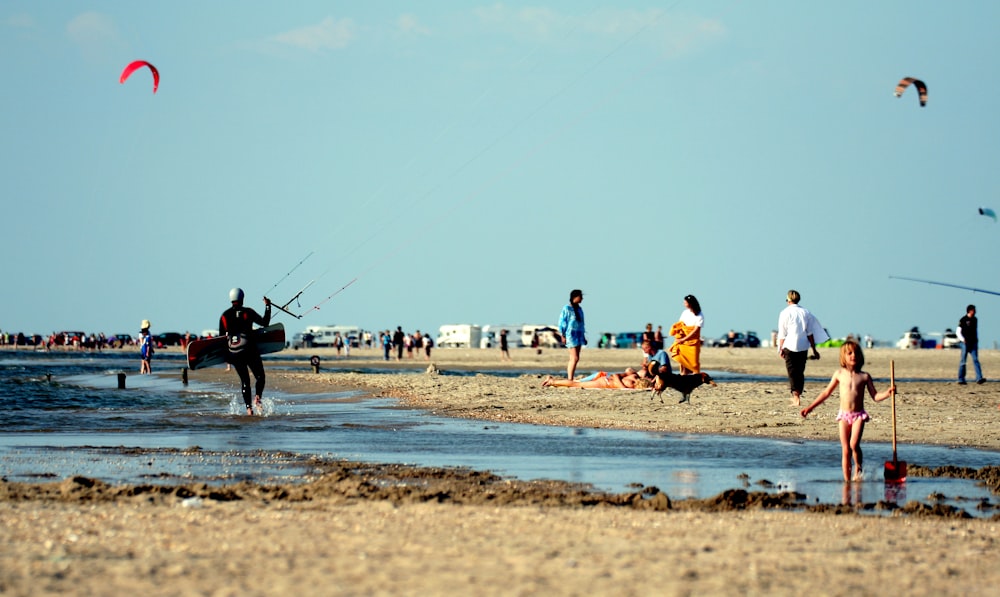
[800, 341, 895, 482]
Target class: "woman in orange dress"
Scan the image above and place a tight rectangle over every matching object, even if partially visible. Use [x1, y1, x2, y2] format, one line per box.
[668, 295, 703, 375]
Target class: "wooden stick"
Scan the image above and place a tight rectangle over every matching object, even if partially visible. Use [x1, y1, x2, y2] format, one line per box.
[890, 360, 897, 463]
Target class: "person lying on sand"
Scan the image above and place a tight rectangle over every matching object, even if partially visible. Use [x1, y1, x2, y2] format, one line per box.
[542, 368, 652, 389]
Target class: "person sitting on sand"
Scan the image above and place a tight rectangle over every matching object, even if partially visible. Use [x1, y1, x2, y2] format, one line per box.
[641, 340, 671, 374]
[800, 341, 895, 482]
[542, 368, 651, 389]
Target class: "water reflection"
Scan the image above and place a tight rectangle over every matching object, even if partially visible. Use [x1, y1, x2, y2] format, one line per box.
[883, 482, 907, 504]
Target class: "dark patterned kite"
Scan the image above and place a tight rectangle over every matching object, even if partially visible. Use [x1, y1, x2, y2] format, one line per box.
[894, 77, 926, 107]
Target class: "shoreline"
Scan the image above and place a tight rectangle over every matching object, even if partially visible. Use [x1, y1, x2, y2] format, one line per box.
[3, 346, 1000, 594]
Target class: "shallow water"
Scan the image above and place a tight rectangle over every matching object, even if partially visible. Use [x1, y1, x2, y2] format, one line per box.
[1, 351, 996, 516]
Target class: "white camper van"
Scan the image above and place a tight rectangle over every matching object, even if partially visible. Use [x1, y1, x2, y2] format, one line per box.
[520, 324, 563, 349]
[303, 325, 363, 348]
[437, 324, 482, 349]
[480, 325, 527, 349]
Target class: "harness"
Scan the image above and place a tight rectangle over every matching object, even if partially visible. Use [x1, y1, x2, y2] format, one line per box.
[221, 309, 252, 353]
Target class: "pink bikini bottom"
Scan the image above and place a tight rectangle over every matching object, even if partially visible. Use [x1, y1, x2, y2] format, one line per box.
[836, 410, 870, 425]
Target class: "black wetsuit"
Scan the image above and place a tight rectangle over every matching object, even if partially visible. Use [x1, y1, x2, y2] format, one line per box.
[219, 303, 271, 408]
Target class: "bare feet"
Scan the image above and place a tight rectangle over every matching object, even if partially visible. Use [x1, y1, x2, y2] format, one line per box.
[542, 376, 554, 388]
[254, 396, 263, 415]
[246, 406, 253, 416]
[790, 393, 801, 407]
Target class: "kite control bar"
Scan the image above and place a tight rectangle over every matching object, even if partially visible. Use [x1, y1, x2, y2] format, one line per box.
[265, 280, 315, 320]
[266, 297, 302, 320]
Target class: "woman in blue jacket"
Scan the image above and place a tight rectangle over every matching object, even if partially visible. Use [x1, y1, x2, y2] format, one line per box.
[558, 289, 586, 380]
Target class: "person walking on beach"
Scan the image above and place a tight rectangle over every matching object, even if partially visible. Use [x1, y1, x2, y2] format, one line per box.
[219, 288, 271, 416]
[381, 330, 392, 361]
[393, 326, 405, 361]
[138, 320, 153, 374]
[800, 341, 895, 482]
[500, 329, 512, 362]
[777, 289, 828, 406]
[957, 304, 985, 385]
[558, 289, 586, 380]
[669, 295, 703, 375]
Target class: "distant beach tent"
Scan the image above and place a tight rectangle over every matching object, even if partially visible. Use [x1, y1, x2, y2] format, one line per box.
[119, 60, 159, 94]
[979, 207, 997, 222]
[893, 77, 927, 106]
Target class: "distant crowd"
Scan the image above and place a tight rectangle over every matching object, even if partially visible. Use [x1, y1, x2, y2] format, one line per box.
[380, 327, 433, 361]
[0, 331, 195, 351]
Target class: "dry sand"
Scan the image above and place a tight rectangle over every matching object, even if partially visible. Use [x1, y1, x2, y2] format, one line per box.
[3, 346, 999, 596]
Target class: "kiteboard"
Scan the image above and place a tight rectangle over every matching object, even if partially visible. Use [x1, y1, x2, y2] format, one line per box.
[186, 323, 286, 371]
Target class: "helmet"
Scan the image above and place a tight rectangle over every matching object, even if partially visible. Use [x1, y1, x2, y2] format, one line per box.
[229, 288, 245, 302]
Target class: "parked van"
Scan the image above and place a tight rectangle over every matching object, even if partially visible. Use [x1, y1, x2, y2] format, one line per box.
[612, 331, 644, 349]
[896, 327, 922, 350]
[303, 325, 363, 348]
[520, 324, 563, 349]
[437, 324, 482, 348]
[480, 325, 527, 349]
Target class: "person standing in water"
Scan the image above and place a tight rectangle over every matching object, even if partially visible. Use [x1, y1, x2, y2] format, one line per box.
[138, 320, 153, 374]
[800, 341, 895, 482]
[558, 289, 586, 380]
[219, 288, 271, 416]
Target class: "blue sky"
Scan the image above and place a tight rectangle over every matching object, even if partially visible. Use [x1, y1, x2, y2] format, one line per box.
[3, 1, 1000, 347]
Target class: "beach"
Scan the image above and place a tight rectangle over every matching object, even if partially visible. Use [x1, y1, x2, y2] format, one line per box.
[2, 346, 999, 595]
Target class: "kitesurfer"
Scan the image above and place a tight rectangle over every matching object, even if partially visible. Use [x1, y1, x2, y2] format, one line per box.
[220, 288, 271, 415]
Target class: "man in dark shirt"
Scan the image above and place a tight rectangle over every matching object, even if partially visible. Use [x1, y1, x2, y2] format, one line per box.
[957, 304, 985, 385]
[219, 287, 272, 414]
[392, 326, 405, 361]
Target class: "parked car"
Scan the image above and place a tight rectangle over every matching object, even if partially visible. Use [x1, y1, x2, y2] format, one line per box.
[612, 332, 643, 349]
[896, 328, 922, 350]
[291, 332, 315, 349]
[712, 331, 760, 348]
[942, 329, 961, 349]
[155, 332, 186, 347]
[54, 331, 86, 346]
[109, 333, 133, 348]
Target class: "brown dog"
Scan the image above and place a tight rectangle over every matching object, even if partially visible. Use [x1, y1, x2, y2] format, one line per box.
[647, 363, 717, 403]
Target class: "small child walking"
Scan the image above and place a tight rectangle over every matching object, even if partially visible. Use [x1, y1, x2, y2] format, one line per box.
[800, 341, 895, 482]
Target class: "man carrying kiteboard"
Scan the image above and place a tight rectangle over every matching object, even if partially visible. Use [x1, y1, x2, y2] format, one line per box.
[220, 288, 271, 415]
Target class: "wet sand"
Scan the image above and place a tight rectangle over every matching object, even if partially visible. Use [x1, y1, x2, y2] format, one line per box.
[3, 346, 1000, 595]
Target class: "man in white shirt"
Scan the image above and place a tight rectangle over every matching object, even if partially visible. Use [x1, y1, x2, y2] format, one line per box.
[777, 289, 828, 407]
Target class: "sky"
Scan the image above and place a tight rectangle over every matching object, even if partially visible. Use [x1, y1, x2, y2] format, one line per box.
[3, 1, 1000, 348]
